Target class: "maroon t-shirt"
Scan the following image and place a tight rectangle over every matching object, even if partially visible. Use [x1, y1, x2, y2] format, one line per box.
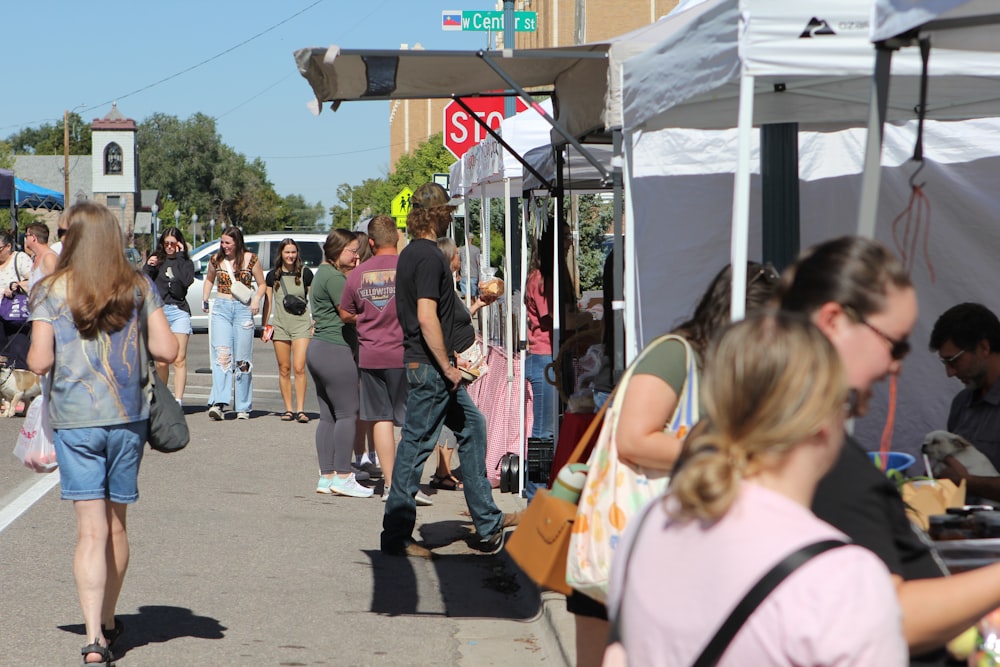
[341, 254, 404, 369]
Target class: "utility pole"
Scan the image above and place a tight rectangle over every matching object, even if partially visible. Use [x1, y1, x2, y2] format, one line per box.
[63, 110, 70, 206]
[504, 0, 515, 118]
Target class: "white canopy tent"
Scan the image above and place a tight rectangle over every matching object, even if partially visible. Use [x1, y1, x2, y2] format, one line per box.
[619, 0, 1000, 461]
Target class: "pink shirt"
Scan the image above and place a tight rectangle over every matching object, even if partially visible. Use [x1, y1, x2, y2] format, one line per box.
[525, 269, 552, 355]
[607, 483, 906, 667]
[341, 254, 403, 369]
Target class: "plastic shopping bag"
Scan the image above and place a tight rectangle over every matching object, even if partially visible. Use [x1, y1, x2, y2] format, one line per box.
[13, 395, 57, 472]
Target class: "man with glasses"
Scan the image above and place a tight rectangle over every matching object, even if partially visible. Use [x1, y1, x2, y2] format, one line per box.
[929, 303, 1000, 497]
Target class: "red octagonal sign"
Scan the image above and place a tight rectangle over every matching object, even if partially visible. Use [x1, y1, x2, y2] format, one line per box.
[443, 97, 529, 159]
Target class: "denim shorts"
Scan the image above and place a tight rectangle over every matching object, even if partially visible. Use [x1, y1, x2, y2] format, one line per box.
[163, 304, 193, 335]
[54, 422, 147, 503]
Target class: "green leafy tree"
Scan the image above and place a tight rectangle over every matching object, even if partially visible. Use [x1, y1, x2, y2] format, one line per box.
[575, 195, 613, 292]
[282, 194, 326, 231]
[6, 112, 91, 155]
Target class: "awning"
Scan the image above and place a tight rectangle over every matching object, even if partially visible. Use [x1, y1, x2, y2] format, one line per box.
[14, 177, 65, 211]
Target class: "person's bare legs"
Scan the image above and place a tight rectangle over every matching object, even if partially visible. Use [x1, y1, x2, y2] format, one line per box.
[354, 420, 370, 460]
[372, 420, 396, 488]
[273, 340, 294, 413]
[575, 616, 609, 667]
[435, 443, 454, 478]
[102, 502, 129, 633]
[291, 338, 309, 413]
[172, 333, 189, 402]
[73, 499, 112, 662]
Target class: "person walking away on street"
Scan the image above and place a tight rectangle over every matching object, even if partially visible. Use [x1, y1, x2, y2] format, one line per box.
[570, 261, 780, 667]
[306, 229, 372, 498]
[28, 201, 178, 666]
[341, 216, 429, 502]
[144, 226, 195, 406]
[381, 182, 518, 559]
[24, 221, 59, 293]
[607, 312, 906, 665]
[201, 226, 265, 420]
[261, 238, 313, 423]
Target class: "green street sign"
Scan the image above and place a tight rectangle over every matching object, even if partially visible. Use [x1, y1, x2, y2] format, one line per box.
[451, 11, 537, 32]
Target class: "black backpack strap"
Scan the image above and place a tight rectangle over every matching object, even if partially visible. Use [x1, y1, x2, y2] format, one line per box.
[691, 539, 848, 667]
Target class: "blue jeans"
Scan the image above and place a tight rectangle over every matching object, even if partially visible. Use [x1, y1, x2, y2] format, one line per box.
[382, 363, 503, 549]
[208, 299, 254, 412]
[54, 422, 148, 503]
[526, 353, 555, 439]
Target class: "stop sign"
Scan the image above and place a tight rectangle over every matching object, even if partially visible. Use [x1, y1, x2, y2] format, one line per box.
[443, 97, 529, 159]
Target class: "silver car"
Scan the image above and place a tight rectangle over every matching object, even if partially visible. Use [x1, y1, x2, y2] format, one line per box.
[186, 232, 328, 331]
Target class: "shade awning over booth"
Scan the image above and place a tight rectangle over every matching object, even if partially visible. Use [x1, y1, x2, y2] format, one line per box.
[14, 177, 64, 210]
[622, 0, 1000, 134]
[872, 0, 1000, 49]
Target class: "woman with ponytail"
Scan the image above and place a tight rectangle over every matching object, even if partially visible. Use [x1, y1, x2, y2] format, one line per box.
[607, 312, 905, 666]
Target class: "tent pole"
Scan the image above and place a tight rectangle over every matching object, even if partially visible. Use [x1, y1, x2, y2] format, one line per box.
[857, 46, 895, 238]
[730, 73, 755, 322]
[611, 129, 625, 383]
[622, 130, 640, 364]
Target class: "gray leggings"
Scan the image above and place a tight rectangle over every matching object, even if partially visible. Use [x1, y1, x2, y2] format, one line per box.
[306, 339, 358, 474]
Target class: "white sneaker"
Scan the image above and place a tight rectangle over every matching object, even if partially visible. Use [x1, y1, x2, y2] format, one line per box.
[208, 404, 224, 421]
[415, 490, 434, 506]
[381, 486, 390, 502]
[237, 412, 250, 420]
[176, 398, 183, 407]
[330, 473, 374, 498]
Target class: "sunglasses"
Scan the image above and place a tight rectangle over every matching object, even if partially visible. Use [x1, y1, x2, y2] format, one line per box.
[841, 305, 910, 361]
[164, 241, 182, 249]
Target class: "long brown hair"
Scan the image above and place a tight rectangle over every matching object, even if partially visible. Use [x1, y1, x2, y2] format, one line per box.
[323, 228, 356, 272]
[275, 238, 304, 286]
[214, 226, 247, 270]
[36, 201, 147, 338]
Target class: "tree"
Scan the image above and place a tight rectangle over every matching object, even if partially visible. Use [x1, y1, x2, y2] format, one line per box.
[282, 194, 326, 231]
[6, 112, 91, 156]
[575, 195, 613, 292]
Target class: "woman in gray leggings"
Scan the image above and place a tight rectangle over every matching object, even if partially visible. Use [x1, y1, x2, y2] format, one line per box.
[306, 229, 372, 498]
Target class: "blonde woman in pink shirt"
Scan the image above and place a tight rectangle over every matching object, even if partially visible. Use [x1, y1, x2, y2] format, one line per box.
[607, 312, 905, 666]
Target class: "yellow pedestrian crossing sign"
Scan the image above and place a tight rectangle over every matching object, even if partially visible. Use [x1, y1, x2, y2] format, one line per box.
[391, 187, 413, 229]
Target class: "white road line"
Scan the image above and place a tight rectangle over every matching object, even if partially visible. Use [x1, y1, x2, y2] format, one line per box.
[0, 471, 60, 534]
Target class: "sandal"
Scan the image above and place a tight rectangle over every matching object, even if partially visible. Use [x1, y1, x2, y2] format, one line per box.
[102, 617, 124, 647]
[295, 412, 310, 423]
[280, 411, 294, 421]
[429, 474, 462, 491]
[81, 640, 115, 666]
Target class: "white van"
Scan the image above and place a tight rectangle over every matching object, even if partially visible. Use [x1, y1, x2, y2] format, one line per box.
[186, 232, 328, 331]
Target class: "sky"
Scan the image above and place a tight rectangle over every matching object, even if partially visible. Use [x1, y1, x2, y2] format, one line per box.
[3, 0, 499, 223]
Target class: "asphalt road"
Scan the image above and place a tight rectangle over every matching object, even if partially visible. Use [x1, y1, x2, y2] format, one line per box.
[0, 333, 573, 666]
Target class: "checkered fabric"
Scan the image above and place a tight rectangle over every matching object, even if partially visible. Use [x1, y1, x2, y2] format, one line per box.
[467, 345, 533, 487]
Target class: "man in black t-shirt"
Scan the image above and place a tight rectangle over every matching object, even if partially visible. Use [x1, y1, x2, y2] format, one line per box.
[381, 183, 519, 559]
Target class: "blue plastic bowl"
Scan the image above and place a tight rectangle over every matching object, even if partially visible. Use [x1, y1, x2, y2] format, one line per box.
[867, 451, 916, 473]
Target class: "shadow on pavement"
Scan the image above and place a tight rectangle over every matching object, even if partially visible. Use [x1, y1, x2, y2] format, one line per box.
[60, 604, 227, 655]
[365, 518, 542, 621]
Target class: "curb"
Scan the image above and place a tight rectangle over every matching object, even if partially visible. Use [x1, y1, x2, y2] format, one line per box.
[538, 590, 575, 666]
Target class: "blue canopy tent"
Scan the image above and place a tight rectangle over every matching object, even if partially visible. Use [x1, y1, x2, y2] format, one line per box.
[14, 177, 64, 211]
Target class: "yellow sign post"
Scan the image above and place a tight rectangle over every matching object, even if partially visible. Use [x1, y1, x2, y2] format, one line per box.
[390, 187, 414, 229]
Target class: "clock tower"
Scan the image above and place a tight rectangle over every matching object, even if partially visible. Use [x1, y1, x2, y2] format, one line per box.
[91, 103, 138, 246]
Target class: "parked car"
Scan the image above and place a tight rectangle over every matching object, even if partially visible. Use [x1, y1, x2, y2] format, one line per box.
[186, 232, 328, 331]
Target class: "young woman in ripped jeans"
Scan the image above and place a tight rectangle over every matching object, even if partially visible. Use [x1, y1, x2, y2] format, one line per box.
[201, 226, 265, 420]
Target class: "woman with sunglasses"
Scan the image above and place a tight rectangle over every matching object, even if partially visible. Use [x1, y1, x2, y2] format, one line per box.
[779, 235, 1000, 665]
[144, 227, 195, 406]
[607, 312, 906, 665]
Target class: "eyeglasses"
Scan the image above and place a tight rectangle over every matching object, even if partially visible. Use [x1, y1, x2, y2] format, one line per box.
[344, 246, 360, 255]
[844, 388, 861, 417]
[842, 305, 911, 361]
[940, 349, 965, 367]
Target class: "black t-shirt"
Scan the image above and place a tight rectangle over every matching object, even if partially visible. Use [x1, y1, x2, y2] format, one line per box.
[812, 435, 950, 667]
[396, 239, 456, 366]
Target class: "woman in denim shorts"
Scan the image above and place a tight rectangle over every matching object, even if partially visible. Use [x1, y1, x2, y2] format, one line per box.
[28, 202, 178, 666]
[144, 226, 195, 406]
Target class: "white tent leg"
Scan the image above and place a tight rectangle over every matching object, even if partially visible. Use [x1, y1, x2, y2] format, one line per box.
[730, 73, 755, 322]
[857, 47, 895, 238]
[623, 130, 639, 364]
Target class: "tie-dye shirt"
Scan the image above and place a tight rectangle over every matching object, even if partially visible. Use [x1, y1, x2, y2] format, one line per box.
[29, 275, 162, 429]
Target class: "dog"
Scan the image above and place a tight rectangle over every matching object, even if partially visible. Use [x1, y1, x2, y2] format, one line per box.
[922, 430, 1000, 478]
[0, 364, 41, 418]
